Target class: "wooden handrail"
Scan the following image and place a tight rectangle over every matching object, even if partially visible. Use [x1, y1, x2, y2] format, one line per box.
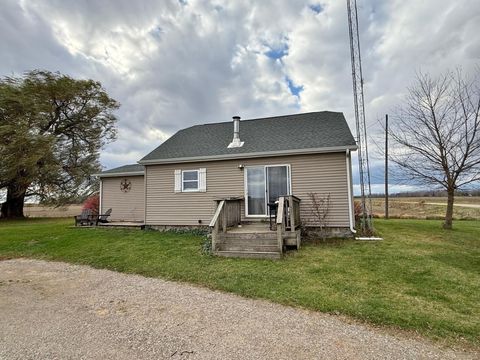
[290, 195, 301, 202]
[276, 197, 285, 253]
[209, 200, 225, 227]
[276, 195, 301, 231]
[276, 195, 302, 254]
[276, 197, 285, 224]
[210, 198, 243, 252]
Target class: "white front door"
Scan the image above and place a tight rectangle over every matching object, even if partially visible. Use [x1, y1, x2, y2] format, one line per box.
[245, 165, 291, 217]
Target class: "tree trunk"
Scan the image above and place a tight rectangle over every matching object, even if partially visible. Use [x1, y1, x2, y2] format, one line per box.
[443, 187, 455, 230]
[0, 184, 27, 219]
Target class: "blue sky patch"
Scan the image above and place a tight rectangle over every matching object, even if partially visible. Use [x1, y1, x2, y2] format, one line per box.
[309, 3, 323, 14]
[286, 76, 303, 97]
[265, 43, 288, 60]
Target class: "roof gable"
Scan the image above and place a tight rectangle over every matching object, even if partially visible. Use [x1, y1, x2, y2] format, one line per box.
[95, 164, 144, 177]
[140, 111, 356, 164]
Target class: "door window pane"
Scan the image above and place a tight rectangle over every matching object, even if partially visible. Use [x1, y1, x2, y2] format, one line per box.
[247, 167, 266, 215]
[267, 166, 289, 203]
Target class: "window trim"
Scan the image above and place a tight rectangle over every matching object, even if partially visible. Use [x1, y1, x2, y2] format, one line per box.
[181, 169, 200, 192]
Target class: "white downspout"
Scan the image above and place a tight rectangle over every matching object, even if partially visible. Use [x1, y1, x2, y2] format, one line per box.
[99, 178, 103, 214]
[346, 150, 356, 233]
[144, 166, 147, 225]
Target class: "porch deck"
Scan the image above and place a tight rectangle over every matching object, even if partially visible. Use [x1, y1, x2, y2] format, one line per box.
[210, 196, 301, 259]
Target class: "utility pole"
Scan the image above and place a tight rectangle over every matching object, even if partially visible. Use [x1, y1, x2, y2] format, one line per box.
[385, 114, 389, 219]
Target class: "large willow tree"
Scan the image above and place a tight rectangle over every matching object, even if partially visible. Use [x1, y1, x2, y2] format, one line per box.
[0, 70, 119, 218]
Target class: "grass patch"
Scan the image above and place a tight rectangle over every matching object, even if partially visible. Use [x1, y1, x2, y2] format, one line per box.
[0, 217, 479, 347]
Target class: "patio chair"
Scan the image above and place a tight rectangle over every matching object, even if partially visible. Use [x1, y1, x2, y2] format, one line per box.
[96, 208, 112, 225]
[74, 209, 93, 226]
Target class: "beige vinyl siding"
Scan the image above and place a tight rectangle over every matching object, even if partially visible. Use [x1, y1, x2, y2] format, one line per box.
[145, 152, 351, 227]
[101, 175, 145, 222]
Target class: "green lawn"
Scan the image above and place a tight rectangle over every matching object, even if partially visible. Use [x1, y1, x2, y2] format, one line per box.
[0, 218, 479, 347]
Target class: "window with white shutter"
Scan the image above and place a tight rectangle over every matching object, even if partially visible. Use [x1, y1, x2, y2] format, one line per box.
[175, 169, 207, 193]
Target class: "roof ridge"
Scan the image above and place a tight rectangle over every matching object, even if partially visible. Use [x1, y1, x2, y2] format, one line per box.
[185, 111, 341, 129]
[139, 111, 356, 163]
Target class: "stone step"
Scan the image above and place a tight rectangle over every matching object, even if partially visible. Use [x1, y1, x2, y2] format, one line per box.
[217, 243, 279, 252]
[215, 251, 281, 259]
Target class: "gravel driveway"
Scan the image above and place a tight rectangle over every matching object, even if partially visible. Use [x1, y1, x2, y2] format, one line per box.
[0, 259, 476, 359]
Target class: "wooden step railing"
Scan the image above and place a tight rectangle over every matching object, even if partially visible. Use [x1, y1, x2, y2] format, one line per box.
[276, 195, 301, 252]
[209, 197, 243, 251]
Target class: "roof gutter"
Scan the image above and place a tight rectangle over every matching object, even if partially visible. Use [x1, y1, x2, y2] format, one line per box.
[138, 145, 358, 165]
[92, 171, 145, 178]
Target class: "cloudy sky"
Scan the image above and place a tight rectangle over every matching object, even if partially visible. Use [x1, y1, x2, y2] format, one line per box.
[2, 0, 479, 193]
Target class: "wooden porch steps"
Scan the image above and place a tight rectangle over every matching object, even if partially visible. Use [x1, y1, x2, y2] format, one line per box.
[214, 224, 282, 259]
[215, 250, 281, 259]
[220, 233, 277, 242]
[217, 243, 279, 252]
[210, 196, 301, 259]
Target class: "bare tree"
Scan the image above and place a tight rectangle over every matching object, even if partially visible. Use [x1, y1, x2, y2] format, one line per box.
[389, 68, 480, 229]
[308, 192, 331, 240]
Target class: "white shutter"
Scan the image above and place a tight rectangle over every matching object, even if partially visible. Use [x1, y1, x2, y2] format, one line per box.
[198, 168, 207, 192]
[174, 169, 182, 192]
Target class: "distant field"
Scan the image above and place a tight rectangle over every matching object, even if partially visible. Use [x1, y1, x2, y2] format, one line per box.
[365, 196, 480, 220]
[24, 204, 83, 218]
[24, 197, 480, 220]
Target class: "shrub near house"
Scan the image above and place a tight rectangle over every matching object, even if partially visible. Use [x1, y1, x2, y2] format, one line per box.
[83, 195, 99, 215]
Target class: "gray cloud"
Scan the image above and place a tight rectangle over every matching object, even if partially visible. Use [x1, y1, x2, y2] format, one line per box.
[2, 0, 479, 193]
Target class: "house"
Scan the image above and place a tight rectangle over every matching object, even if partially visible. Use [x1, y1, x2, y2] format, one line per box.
[95, 111, 357, 258]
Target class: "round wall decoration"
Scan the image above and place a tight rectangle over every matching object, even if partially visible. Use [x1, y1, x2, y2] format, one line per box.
[120, 178, 132, 192]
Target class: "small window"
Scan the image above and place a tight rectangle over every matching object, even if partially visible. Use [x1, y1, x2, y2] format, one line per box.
[175, 168, 206, 193]
[182, 170, 199, 191]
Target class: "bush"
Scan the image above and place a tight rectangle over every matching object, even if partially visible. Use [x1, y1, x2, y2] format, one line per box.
[201, 234, 212, 255]
[164, 227, 208, 236]
[82, 194, 99, 214]
[354, 200, 362, 222]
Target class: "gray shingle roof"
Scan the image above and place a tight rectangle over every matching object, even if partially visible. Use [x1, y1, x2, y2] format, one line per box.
[95, 164, 144, 177]
[140, 111, 356, 163]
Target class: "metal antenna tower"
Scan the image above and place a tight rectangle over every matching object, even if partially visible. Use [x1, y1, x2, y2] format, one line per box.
[346, 0, 373, 233]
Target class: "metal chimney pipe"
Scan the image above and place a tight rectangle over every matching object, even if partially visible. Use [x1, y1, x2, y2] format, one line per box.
[228, 116, 244, 148]
[233, 116, 240, 139]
